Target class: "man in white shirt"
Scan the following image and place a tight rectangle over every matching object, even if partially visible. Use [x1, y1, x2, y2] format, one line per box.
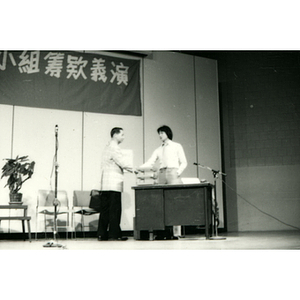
[138, 125, 187, 239]
[139, 125, 187, 184]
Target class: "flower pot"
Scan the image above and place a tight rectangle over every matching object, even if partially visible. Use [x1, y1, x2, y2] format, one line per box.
[9, 193, 23, 205]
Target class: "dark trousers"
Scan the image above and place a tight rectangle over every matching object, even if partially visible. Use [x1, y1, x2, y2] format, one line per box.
[97, 191, 122, 239]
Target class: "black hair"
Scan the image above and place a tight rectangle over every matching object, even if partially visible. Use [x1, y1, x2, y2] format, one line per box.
[110, 127, 123, 138]
[157, 125, 173, 140]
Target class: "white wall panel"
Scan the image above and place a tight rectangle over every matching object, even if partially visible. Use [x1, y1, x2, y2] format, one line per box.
[143, 52, 197, 178]
[0, 105, 13, 202]
[143, 52, 223, 228]
[12, 106, 82, 233]
[0, 105, 13, 232]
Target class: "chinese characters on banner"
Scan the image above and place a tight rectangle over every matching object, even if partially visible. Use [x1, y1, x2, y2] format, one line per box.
[0, 51, 141, 116]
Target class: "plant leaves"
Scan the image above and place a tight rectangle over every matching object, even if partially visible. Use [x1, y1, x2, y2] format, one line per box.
[1, 155, 35, 193]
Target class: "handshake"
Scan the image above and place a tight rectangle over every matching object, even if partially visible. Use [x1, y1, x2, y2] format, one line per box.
[127, 166, 158, 179]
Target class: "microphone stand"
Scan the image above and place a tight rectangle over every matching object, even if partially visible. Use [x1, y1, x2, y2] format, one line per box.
[43, 125, 63, 248]
[194, 162, 226, 240]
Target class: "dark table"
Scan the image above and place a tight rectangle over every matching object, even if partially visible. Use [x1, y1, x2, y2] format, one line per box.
[132, 183, 212, 240]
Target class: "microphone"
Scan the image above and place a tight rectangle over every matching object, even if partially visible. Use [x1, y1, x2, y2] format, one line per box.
[194, 162, 226, 176]
[55, 125, 58, 135]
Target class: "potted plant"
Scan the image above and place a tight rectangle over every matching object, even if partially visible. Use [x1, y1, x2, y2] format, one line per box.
[1, 155, 35, 204]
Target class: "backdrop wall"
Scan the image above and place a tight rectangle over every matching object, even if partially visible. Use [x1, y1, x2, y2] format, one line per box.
[0, 51, 223, 234]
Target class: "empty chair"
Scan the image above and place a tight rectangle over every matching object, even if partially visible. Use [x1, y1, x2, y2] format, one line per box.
[72, 190, 100, 239]
[35, 190, 70, 240]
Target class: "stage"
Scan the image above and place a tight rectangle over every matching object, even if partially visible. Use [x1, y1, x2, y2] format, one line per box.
[0, 230, 299, 250]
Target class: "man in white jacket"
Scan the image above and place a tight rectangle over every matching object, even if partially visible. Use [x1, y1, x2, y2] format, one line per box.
[98, 127, 134, 241]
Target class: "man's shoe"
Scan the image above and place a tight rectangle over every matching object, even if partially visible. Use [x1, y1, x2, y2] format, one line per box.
[98, 236, 108, 241]
[109, 237, 128, 241]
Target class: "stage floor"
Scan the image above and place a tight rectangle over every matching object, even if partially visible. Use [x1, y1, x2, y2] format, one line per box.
[0, 230, 299, 250]
[2, 231, 298, 300]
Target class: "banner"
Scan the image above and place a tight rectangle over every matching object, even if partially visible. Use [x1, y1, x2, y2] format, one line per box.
[0, 51, 141, 116]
